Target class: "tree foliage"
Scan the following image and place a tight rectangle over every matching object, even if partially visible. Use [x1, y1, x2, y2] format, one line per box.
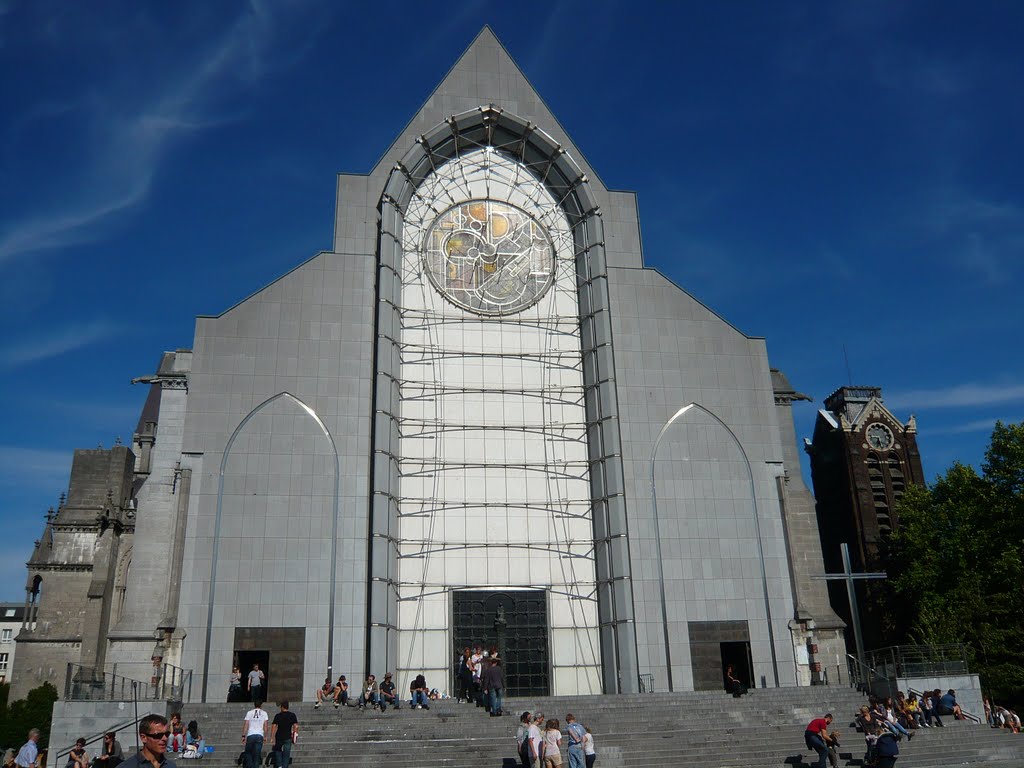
[0, 682, 59, 752]
[888, 422, 1024, 708]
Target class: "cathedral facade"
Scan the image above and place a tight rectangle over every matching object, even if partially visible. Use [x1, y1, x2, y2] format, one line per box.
[12, 29, 844, 703]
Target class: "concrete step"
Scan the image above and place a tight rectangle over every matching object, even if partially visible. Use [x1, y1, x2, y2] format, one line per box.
[157, 687, 1024, 768]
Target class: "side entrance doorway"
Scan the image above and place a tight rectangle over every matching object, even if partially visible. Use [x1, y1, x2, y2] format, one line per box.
[720, 640, 755, 692]
[233, 627, 305, 704]
[452, 589, 549, 697]
[688, 619, 753, 691]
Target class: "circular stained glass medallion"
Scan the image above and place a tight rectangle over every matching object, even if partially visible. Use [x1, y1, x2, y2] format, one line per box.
[422, 200, 555, 315]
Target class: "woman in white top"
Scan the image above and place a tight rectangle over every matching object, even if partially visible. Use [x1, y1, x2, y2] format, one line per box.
[582, 726, 596, 768]
[542, 718, 562, 767]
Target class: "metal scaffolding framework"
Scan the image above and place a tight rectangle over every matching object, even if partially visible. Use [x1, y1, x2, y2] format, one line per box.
[368, 105, 639, 693]
[392, 142, 601, 677]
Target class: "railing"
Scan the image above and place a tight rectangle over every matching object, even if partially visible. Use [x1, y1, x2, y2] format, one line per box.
[65, 663, 192, 702]
[153, 662, 192, 702]
[638, 673, 655, 693]
[846, 654, 897, 700]
[867, 644, 969, 678]
[65, 664, 152, 701]
[53, 715, 143, 765]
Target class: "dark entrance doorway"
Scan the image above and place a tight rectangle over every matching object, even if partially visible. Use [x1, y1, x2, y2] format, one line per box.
[720, 640, 754, 692]
[235, 649, 270, 702]
[452, 589, 549, 697]
[688, 619, 751, 691]
[233, 627, 305, 704]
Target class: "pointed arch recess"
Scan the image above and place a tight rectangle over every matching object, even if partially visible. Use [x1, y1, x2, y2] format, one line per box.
[369, 105, 638, 692]
[200, 392, 341, 701]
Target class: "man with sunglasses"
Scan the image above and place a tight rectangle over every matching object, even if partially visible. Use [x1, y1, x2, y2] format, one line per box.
[121, 715, 176, 768]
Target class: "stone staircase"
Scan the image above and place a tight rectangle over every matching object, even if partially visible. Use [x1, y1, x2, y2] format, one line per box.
[171, 687, 1024, 768]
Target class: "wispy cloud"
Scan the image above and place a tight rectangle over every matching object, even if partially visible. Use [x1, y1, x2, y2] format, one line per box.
[924, 418, 1012, 436]
[0, 3, 327, 264]
[870, 49, 971, 96]
[47, 399, 143, 431]
[887, 383, 1024, 410]
[0, 320, 117, 368]
[923, 189, 1024, 283]
[0, 446, 72, 486]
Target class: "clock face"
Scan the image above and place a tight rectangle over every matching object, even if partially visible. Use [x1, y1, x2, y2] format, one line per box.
[866, 423, 894, 450]
[422, 200, 555, 315]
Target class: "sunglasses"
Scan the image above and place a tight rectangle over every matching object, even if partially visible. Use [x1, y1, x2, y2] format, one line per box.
[144, 732, 170, 739]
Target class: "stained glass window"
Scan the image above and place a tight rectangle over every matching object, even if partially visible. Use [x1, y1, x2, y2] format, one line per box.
[422, 200, 554, 315]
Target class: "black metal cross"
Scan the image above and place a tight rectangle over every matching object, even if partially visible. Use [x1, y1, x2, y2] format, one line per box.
[813, 542, 887, 665]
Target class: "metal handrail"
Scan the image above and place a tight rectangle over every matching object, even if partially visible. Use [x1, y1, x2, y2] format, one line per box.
[846, 653, 879, 685]
[66, 662, 192, 703]
[64, 664, 151, 701]
[846, 653, 898, 699]
[53, 715, 141, 763]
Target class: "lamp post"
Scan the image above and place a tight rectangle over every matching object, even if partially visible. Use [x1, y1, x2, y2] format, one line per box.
[650, 403, 780, 692]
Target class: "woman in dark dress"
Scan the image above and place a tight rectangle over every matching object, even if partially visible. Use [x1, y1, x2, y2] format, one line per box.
[725, 664, 746, 697]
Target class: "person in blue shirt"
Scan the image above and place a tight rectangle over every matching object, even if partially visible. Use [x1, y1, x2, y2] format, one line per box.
[938, 689, 963, 720]
[15, 730, 41, 768]
[565, 714, 586, 768]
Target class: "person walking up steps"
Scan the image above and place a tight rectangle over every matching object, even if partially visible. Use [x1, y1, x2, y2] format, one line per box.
[241, 701, 269, 768]
[270, 701, 298, 768]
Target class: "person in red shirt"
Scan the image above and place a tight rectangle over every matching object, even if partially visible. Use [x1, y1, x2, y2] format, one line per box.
[804, 713, 833, 768]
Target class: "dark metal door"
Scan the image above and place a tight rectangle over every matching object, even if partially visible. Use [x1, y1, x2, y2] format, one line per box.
[452, 589, 549, 696]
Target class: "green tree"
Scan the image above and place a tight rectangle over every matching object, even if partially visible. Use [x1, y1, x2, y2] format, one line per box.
[888, 421, 1024, 708]
[0, 683, 59, 752]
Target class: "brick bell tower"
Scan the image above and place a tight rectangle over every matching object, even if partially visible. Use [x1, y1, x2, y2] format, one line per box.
[806, 386, 925, 650]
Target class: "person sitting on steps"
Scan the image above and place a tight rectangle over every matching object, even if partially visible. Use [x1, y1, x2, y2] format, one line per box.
[920, 690, 943, 727]
[856, 705, 882, 766]
[334, 675, 349, 707]
[379, 673, 400, 711]
[724, 664, 746, 697]
[314, 678, 334, 709]
[357, 674, 379, 710]
[937, 689, 964, 720]
[410, 674, 430, 709]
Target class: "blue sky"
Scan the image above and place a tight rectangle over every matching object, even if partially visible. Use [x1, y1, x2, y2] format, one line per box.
[0, 1, 1021, 602]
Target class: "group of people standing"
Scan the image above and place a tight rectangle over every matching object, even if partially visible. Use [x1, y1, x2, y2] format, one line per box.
[516, 712, 595, 768]
[456, 646, 506, 716]
[229, 664, 266, 704]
